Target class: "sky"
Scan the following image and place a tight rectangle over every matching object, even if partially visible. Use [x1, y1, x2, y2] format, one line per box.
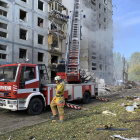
[113, 0, 140, 59]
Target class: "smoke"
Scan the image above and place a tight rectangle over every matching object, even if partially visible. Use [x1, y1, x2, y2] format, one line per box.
[82, 4, 113, 51]
[62, 0, 113, 49]
[62, 0, 113, 73]
[62, 0, 74, 13]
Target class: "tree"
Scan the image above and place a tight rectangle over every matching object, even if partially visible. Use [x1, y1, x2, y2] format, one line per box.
[128, 64, 140, 82]
[129, 52, 140, 67]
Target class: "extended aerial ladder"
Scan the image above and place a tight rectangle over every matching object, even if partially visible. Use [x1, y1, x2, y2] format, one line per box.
[65, 0, 82, 83]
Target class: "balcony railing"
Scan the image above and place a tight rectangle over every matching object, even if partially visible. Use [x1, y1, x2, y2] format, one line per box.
[48, 10, 68, 23]
[48, 29, 66, 39]
[48, 47, 63, 54]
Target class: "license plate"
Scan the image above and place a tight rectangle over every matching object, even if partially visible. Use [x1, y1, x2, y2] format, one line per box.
[0, 93, 4, 97]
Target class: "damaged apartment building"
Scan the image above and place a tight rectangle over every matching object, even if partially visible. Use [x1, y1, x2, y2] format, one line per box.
[0, 0, 68, 82]
[62, 0, 114, 84]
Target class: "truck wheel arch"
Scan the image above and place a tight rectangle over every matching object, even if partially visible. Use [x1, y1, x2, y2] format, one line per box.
[27, 98, 43, 115]
[25, 92, 46, 110]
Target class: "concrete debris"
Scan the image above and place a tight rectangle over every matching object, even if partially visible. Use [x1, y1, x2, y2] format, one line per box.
[122, 95, 138, 100]
[102, 110, 116, 116]
[52, 120, 57, 123]
[80, 69, 96, 83]
[105, 87, 111, 92]
[8, 135, 12, 140]
[134, 98, 140, 101]
[133, 102, 138, 109]
[111, 135, 140, 140]
[123, 81, 138, 89]
[82, 108, 91, 111]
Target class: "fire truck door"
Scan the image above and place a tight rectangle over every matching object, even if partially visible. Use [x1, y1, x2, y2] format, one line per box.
[18, 66, 39, 95]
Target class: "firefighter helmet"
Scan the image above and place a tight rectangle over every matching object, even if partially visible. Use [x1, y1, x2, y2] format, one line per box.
[59, 60, 63, 63]
[54, 76, 61, 81]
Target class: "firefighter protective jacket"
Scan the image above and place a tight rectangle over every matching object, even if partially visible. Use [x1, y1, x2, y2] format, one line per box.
[55, 82, 65, 105]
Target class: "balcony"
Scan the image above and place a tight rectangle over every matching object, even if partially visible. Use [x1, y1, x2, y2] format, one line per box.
[48, 10, 68, 23]
[48, 29, 66, 39]
[48, 47, 63, 55]
[48, 0, 68, 24]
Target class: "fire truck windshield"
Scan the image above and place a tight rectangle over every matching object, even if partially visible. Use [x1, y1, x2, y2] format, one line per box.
[0, 66, 18, 82]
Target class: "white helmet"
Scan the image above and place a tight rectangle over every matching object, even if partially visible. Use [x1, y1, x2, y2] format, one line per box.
[54, 76, 61, 81]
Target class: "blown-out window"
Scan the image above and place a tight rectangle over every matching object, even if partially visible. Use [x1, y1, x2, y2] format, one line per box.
[19, 48, 27, 58]
[38, 52, 44, 62]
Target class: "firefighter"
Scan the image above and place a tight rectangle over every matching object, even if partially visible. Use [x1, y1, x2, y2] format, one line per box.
[50, 76, 65, 122]
[56, 60, 65, 72]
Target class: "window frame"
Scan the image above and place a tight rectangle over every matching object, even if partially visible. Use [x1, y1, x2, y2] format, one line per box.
[0, 9, 8, 17]
[20, 28, 28, 40]
[0, 22, 8, 30]
[38, 0, 44, 11]
[38, 52, 44, 62]
[38, 34, 44, 45]
[0, 53, 7, 59]
[0, 44, 7, 51]
[21, 0, 27, 3]
[0, 31, 7, 38]
[19, 48, 27, 59]
[19, 9, 28, 22]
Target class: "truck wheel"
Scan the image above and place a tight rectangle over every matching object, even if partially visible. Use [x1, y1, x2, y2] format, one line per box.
[83, 92, 91, 104]
[27, 98, 43, 115]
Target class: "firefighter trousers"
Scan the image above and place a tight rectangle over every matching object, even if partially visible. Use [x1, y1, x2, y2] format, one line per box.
[50, 98, 64, 121]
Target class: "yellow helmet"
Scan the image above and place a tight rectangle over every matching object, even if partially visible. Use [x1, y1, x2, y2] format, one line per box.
[54, 76, 61, 81]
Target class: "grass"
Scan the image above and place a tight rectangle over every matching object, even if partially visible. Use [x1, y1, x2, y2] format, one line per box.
[1, 98, 140, 140]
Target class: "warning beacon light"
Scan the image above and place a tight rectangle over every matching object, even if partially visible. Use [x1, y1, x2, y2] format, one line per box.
[67, 15, 69, 19]
[83, 15, 86, 18]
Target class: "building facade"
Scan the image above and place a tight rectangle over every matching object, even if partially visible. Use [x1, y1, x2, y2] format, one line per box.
[0, 0, 67, 82]
[62, 0, 114, 85]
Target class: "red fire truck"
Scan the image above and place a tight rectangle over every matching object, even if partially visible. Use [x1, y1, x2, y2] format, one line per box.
[0, 0, 99, 115]
[0, 63, 98, 115]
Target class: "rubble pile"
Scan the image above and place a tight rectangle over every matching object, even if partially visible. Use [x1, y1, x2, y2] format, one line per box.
[123, 81, 137, 89]
[77, 69, 140, 96]
[80, 69, 96, 83]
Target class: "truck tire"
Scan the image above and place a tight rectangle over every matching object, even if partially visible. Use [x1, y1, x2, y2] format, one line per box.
[27, 98, 43, 115]
[83, 92, 91, 104]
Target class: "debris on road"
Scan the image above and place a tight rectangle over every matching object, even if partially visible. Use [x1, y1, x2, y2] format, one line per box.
[8, 135, 11, 140]
[134, 98, 140, 101]
[82, 108, 91, 111]
[124, 96, 138, 100]
[102, 110, 116, 116]
[52, 120, 57, 123]
[126, 106, 134, 112]
[111, 135, 140, 140]
[133, 102, 139, 108]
